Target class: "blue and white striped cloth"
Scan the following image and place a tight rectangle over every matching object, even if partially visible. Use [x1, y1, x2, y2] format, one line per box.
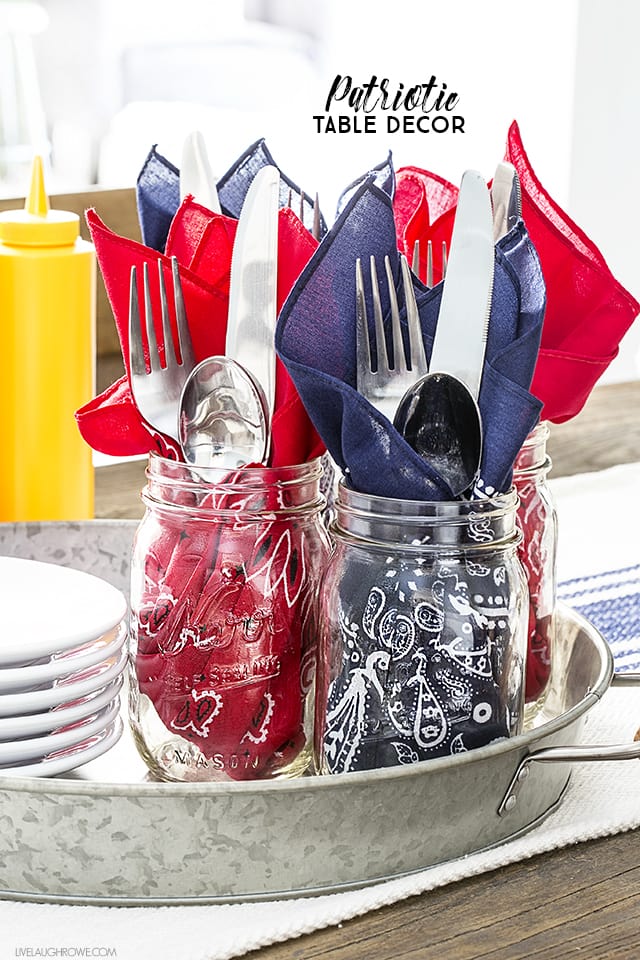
[559, 563, 640, 674]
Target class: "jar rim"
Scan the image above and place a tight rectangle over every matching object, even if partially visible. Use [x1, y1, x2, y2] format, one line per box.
[514, 454, 552, 481]
[142, 453, 326, 519]
[522, 420, 550, 445]
[332, 481, 521, 552]
[147, 451, 324, 487]
[336, 480, 519, 517]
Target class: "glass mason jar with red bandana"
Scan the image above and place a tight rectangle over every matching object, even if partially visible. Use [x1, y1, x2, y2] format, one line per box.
[129, 453, 330, 782]
[315, 484, 528, 775]
[513, 421, 558, 710]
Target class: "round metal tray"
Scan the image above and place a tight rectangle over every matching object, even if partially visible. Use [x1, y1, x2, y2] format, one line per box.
[0, 521, 632, 906]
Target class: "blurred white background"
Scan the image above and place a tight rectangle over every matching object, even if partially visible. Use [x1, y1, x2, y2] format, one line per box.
[1, 0, 639, 383]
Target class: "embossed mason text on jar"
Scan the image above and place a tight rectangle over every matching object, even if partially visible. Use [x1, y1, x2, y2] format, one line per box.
[315, 485, 528, 774]
[513, 421, 558, 707]
[129, 454, 330, 782]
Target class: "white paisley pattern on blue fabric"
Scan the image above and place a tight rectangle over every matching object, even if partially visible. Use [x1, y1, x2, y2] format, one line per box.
[323, 554, 523, 773]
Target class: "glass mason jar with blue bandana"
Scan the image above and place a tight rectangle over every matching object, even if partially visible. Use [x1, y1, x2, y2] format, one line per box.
[315, 484, 528, 774]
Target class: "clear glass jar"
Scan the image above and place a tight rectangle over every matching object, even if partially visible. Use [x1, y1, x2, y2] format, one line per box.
[129, 454, 330, 782]
[513, 421, 558, 708]
[315, 485, 529, 774]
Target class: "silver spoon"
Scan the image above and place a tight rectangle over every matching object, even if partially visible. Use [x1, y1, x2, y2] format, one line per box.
[178, 356, 270, 469]
[393, 372, 482, 497]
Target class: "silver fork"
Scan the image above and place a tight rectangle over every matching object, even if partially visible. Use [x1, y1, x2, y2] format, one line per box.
[411, 239, 448, 286]
[286, 188, 322, 240]
[128, 256, 196, 443]
[355, 253, 428, 421]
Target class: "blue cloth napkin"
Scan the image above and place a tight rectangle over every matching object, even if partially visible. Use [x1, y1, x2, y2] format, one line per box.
[136, 139, 327, 253]
[336, 152, 395, 214]
[276, 174, 545, 501]
[135, 146, 180, 252]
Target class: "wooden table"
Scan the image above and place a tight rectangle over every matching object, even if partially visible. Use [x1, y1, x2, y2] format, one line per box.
[94, 378, 640, 960]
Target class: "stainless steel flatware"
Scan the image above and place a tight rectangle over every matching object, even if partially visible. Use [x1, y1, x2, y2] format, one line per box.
[226, 164, 280, 427]
[128, 256, 196, 443]
[178, 355, 269, 469]
[393, 371, 482, 496]
[355, 253, 428, 421]
[177, 164, 279, 468]
[411, 238, 447, 287]
[287, 188, 322, 241]
[180, 130, 221, 214]
[429, 169, 495, 400]
[394, 171, 492, 495]
[491, 162, 521, 242]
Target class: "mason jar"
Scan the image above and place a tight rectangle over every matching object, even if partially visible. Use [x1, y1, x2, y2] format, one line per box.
[315, 484, 528, 775]
[513, 421, 558, 709]
[129, 453, 330, 782]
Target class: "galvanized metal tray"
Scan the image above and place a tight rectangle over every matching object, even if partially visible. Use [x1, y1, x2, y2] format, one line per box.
[0, 521, 637, 906]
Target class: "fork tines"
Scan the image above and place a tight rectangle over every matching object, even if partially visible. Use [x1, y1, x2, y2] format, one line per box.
[410, 238, 447, 286]
[130, 257, 195, 375]
[286, 188, 321, 241]
[312, 192, 321, 241]
[128, 256, 196, 442]
[355, 253, 428, 420]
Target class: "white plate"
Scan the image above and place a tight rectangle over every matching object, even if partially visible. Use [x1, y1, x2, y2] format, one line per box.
[0, 697, 121, 765]
[0, 717, 123, 778]
[0, 676, 124, 740]
[0, 647, 128, 717]
[0, 621, 127, 693]
[0, 556, 128, 666]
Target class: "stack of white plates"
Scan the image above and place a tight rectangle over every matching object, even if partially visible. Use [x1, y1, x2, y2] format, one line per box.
[0, 556, 128, 777]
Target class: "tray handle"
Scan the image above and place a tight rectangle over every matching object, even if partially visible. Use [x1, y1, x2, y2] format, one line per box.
[498, 671, 640, 817]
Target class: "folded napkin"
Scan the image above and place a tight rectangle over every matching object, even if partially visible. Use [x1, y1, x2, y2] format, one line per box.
[76, 199, 324, 467]
[276, 170, 545, 501]
[134, 146, 180, 253]
[393, 165, 457, 287]
[505, 121, 640, 422]
[137, 139, 328, 253]
[394, 124, 640, 424]
[336, 152, 395, 214]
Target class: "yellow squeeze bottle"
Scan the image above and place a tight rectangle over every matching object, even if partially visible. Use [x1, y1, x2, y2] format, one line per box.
[0, 156, 96, 520]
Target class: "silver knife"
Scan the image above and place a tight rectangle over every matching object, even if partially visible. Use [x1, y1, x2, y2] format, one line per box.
[226, 164, 280, 422]
[490, 161, 521, 242]
[180, 130, 221, 214]
[429, 170, 494, 399]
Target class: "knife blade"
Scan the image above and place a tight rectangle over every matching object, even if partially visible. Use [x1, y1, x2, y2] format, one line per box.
[429, 170, 494, 400]
[490, 161, 521, 242]
[226, 164, 280, 422]
[180, 130, 221, 214]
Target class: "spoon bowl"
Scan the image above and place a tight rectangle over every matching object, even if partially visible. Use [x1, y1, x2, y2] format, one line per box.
[178, 356, 270, 469]
[393, 372, 482, 497]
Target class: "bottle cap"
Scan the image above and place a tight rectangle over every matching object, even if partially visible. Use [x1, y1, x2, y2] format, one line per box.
[0, 156, 80, 246]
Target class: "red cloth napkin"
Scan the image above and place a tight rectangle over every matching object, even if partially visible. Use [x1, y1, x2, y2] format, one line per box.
[505, 121, 640, 422]
[76, 199, 324, 465]
[393, 123, 640, 423]
[393, 166, 456, 287]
